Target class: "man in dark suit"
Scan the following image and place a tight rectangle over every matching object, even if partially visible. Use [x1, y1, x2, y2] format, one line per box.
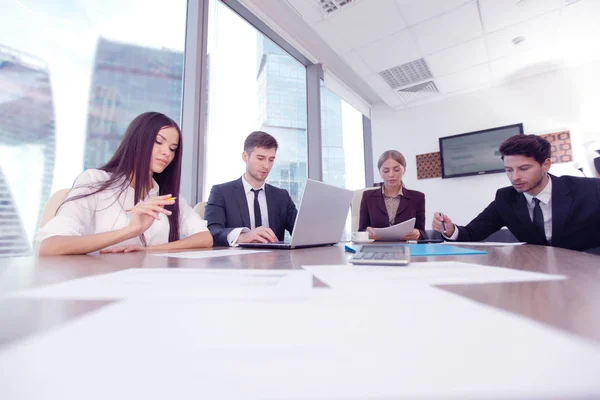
[432, 134, 600, 253]
[204, 131, 298, 247]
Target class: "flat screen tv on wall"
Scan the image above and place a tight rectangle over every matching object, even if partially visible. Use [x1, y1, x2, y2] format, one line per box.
[439, 123, 524, 179]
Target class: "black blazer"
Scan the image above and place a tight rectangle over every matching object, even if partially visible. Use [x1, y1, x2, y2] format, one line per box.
[358, 187, 427, 239]
[204, 178, 298, 247]
[455, 174, 600, 252]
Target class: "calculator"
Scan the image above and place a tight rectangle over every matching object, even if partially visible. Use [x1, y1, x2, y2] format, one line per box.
[349, 245, 410, 266]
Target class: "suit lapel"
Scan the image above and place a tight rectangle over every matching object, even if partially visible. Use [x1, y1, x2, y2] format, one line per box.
[265, 184, 276, 230]
[233, 178, 251, 228]
[374, 190, 388, 216]
[550, 175, 572, 245]
[394, 189, 410, 222]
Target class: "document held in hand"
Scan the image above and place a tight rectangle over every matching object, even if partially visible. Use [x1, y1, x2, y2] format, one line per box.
[373, 217, 416, 241]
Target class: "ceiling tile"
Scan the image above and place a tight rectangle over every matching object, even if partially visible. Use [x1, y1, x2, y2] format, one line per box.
[485, 10, 559, 61]
[413, 2, 483, 55]
[489, 52, 563, 82]
[395, 0, 472, 26]
[378, 90, 407, 109]
[314, 20, 354, 53]
[426, 37, 487, 77]
[356, 29, 422, 72]
[342, 51, 374, 76]
[325, 0, 407, 50]
[363, 74, 395, 93]
[556, 0, 600, 63]
[285, 0, 325, 26]
[436, 63, 492, 93]
[479, 0, 562, 34]
[404, 91, 446, 108]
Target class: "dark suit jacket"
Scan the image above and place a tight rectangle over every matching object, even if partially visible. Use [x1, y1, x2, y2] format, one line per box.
[204, 178, 298, 247]
[358, 187, 427, 239]
[454, 174, 600, 252]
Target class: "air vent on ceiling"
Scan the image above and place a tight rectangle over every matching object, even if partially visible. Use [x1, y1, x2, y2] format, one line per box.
[379, 58, 433, 89]
[315, 0, 356, 16]
[396, 81, 439, 104]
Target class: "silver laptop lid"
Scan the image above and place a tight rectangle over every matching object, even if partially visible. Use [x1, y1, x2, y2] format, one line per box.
[289, 179, 353, 247]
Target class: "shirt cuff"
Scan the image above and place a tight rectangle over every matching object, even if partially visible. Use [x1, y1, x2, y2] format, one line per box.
[227, 227, 250, 247]
[442, 224, 459, 240]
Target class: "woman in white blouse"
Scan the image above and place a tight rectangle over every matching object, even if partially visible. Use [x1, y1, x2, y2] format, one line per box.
[37, 112, 213, 255]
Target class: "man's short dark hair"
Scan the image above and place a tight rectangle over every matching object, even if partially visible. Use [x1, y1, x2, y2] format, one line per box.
[244, 131, 278, 154]
[499, 134, 551, 165]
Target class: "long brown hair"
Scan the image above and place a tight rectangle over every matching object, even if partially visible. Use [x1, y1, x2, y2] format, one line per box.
[62, 112, 183, 242]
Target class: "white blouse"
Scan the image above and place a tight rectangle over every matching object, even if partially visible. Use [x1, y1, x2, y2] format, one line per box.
[36, 169, 208, 252]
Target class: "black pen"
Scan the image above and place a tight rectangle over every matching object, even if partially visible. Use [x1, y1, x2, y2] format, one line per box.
[439, 212, 447, 234]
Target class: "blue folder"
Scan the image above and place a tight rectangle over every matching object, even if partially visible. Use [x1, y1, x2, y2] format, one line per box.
[405, 243, 487, 256]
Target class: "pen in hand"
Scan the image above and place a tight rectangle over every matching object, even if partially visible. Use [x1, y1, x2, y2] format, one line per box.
[439, 212, 447, 234]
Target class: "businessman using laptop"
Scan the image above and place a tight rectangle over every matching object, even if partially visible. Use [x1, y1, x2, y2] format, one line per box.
[204, 131, 297, 246]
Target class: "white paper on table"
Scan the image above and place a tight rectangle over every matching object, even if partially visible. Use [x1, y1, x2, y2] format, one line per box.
[445, 241, 526, 247]
[150, 249, 271, 259]
[1, 286, 599, 399]
[373, 217, 415, 240]
[304, 261, 566, 289]
[8, 268, 312, 301]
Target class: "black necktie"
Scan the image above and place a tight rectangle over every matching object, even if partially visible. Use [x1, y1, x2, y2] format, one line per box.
[251, 188, 262, 228]
[532, 198, 547, 244]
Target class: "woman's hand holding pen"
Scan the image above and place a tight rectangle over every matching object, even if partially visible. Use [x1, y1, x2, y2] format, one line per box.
[432, 212, 455, 237]
[127, 195, 176, 237]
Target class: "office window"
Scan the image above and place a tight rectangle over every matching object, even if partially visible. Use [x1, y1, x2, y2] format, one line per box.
[0, 1, 187, 256]
[204, 0, 308, 205]
[320, 83, 366, 190]
[320, 83, 366, 239]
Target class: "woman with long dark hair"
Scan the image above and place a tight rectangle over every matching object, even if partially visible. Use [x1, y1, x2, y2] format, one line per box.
[37, 112, 213, 255]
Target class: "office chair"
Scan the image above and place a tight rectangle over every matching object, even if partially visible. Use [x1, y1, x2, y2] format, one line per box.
[194, 201, 207, 219]
[350, 187, 378, 232]
[39, 189, 70, 228]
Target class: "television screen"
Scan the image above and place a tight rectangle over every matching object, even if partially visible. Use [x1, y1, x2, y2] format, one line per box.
[439, 123, 524, 179]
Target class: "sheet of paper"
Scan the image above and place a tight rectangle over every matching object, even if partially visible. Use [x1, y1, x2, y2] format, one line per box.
[8, 268, 312, 301]
[150, 249, 271, 259]
[445, 241, 526, 247]
[373, 217, 415, 240]
[1, 287, 599, 399]
[303, 261, 566, 289]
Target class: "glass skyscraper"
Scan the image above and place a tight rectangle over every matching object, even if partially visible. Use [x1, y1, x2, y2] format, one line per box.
[256, 36, 344, 205]
[0, 44, 55, 257]
[320, 84, 345, 186]
[84, 38, 184, 169]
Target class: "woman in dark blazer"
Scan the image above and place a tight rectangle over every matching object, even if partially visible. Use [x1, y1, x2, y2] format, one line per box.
[359, 150, 427, 240]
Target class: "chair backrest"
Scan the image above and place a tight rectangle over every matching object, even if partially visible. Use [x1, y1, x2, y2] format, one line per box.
[39, 189, 70, 228]
[194, 201, 207, 219]
[350, 187, 378, 233]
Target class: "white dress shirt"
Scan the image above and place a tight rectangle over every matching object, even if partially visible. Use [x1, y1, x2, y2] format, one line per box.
[226, 175, 270, 246]
[36, 169, 208, 252]
[523, 176, 553, 243]
[446, 176, 553, 243]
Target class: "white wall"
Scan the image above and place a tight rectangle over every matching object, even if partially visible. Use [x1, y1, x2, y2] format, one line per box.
[370, 61, 600, 227]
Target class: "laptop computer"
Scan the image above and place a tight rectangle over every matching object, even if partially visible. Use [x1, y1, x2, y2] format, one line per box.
[238, 179, 353, 249]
